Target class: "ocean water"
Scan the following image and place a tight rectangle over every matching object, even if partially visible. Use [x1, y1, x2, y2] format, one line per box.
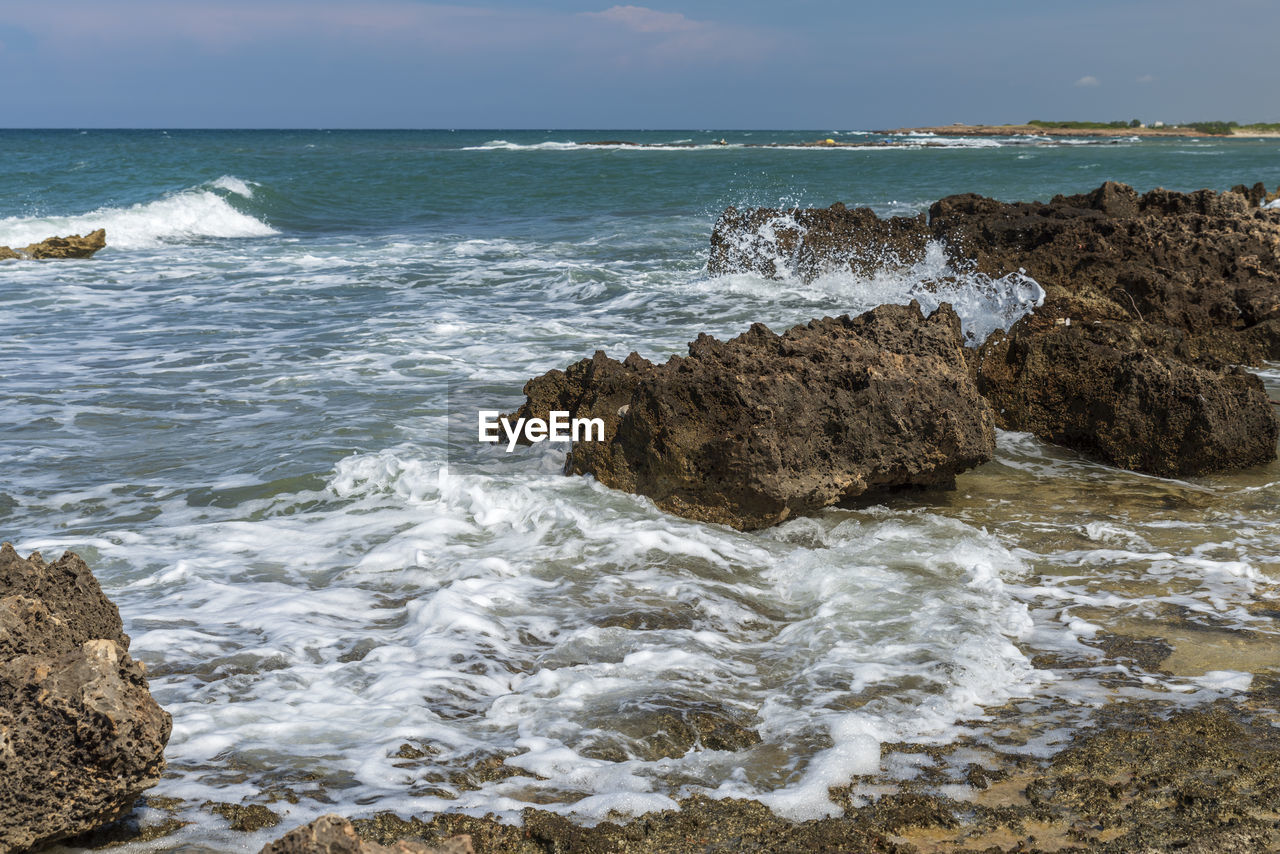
[2, 129, 1279, 848]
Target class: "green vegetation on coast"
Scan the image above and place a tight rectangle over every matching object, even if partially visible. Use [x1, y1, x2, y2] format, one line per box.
[1030, 119, 1280, 135]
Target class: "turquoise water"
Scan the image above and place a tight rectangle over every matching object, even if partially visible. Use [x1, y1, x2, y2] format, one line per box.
[3, 130, 1279, 848]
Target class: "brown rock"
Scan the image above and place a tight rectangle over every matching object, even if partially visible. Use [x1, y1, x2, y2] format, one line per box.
[709, 182, 1280, 477]
[0, 543, 171, 853]
[0, 228, 107, 260]
[709, 204, 928, 282]
[709, 182, 1280, 363]
[927, 182, 1280, 362]
[0, 544, 125, 658]
[513, 302, 995, 530]
[975, 317, 1279, 476]
[260, 814, 472, 854]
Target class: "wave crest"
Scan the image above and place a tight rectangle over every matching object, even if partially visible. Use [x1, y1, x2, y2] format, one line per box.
[0, 177, 276, 251]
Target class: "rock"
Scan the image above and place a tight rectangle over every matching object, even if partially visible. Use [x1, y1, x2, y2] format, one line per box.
[709, 182, 1280, 477]
[513, 302, 995, 530]
[709, 204, 929, 281]
[208, 801, 281, 832]
[926, 183, 1280, 362]
[259, 814, 472, 854]
[1231, 181, 1269, 207]
[0, 228, 107, 260]
[710, 182, 1280, 363]
[0, 543, 171, 853]
[975, 317, 1279, 476]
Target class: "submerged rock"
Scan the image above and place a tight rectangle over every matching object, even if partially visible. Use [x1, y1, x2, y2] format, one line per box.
[0, 543, 171, 853]
[0, 228, 107, 260]
[349, 701, 1280, 853]
[976, 317, 1279, 477]
[513, 302, 995, 530]
[260, 815, 472, 854]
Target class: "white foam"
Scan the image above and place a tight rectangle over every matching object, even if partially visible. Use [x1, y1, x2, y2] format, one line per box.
[0, 179, 275, 250]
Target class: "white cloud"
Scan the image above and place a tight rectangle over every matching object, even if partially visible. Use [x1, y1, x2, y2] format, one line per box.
[1074, 75, 1101, 87]
[1136, 74, 1156, 84]
[583, 5, 698, 34]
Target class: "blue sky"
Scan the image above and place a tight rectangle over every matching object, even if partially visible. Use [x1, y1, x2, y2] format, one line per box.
[1, 0, 1276, 128]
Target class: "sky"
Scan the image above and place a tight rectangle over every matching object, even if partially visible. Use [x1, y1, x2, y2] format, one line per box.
[0, 0, 1276, 128]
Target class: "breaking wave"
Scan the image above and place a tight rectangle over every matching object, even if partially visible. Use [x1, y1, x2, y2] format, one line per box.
[0, 176, 275, 251]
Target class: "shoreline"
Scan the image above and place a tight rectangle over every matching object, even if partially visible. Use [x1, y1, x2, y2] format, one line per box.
[880, 123, 1280, 139]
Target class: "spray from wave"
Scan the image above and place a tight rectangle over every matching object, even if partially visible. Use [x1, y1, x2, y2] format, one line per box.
[0, 176, 275, 251]
[706, 207, 1044, 345]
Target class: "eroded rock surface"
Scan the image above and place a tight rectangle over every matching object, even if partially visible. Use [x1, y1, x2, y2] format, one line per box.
[711, 182, 1280, 363]
[975, 317, 1279, 477]
[0, 228, 106, 260]
[513, 302, 995, 529]
[710, 183, 1280, 477]
[260, 815, 472, 854]
[344, 701, 1280, 854]
[0, 542, 171, 853]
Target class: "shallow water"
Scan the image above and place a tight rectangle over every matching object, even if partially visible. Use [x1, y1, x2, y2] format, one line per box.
[2, 129, 1278, 848]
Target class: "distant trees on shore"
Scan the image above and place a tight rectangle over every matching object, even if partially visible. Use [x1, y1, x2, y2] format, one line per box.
[1027, 119, 1280, 135]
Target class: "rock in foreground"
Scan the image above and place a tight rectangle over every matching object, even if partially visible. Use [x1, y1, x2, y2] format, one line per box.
[260, 815, 472, 854]
[0, 542, 171, 853]
[976, 318, 1279, 477]
[513, 302, 995, 530]
[0, 228, 107, 260]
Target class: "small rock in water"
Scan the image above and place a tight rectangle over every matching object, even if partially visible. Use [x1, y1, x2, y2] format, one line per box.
[0, 228, 107, 260]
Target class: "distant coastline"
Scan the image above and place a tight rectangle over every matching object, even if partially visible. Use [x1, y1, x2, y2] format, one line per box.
[882, 123, 1280, 139]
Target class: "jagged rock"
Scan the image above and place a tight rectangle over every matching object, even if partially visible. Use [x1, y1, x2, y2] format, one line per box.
[0, 228, 106, 260]
[710, 182, 1280, 363]
[259, 814, 472, 854]
[1232, 181, 1269, 207]
[928, 183, 1280, 362]
[710, 183, 1280, 477]
[513, 302, 995, 530]
[0, 543, 171, 853]
[709, 205, 929, 281]
[975, 318, 1279, 476]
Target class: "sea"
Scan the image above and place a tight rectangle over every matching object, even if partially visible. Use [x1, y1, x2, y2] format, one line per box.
[2, 128, 1278, 850]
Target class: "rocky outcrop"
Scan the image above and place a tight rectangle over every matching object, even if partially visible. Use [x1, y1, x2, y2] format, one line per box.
[513, 302, 995, 530]
[710, 183, 1280, 363]
[975, 318, 1279, 477]
[709, 183, 1280, 477]
[929, 183, 1280, 363]
[260, 815, 472, 854]
[0, 229, 106, 260]
[0, 543, 171, 853]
